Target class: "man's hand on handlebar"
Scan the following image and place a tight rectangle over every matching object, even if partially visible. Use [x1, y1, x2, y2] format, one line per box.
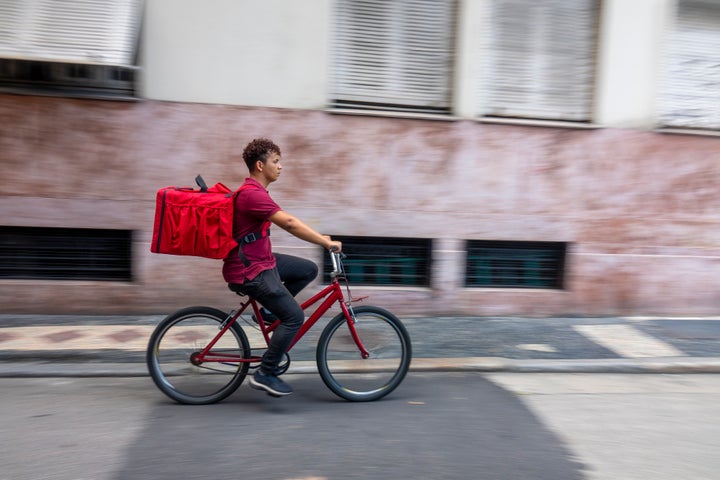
[323, 236, 342, 253]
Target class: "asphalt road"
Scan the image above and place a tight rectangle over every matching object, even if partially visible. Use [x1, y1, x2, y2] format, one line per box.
[3, 372, 720, 480]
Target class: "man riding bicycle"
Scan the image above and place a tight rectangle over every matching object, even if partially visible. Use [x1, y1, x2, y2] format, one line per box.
[223, 138, 342, 397]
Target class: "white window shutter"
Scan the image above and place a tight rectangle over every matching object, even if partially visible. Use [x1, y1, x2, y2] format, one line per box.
[659, 0, 720, 130]
[0, 0, 142, 66]
[479, 0, 599, 121]
[331, 0, 457, 114]
[0, 0, 26, 52]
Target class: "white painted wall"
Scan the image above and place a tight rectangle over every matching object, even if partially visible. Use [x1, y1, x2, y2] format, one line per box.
[141, 0, 330, 108]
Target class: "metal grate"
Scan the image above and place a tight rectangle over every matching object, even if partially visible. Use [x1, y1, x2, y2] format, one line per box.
[323, 236, 432, 287]
[0, 226, 132, 281]
[465, 240, 567, 289]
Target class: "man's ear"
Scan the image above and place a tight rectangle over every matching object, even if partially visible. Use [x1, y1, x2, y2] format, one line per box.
[255, 160, 264, 172]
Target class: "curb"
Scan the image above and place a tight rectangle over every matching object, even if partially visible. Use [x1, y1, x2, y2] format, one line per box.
[2, 356, 720, 378]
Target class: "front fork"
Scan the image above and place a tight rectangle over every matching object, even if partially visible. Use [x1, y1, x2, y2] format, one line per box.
[340, 301, 370, 359]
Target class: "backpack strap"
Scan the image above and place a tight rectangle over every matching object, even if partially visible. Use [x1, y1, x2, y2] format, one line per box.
[234, 183, 270, 267]
[237, 224, 270, 266]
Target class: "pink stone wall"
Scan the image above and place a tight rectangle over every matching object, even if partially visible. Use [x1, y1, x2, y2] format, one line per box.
[1, 94, 719, 315]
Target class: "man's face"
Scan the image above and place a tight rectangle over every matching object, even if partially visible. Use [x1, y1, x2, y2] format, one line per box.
[260, 152, 282, 183]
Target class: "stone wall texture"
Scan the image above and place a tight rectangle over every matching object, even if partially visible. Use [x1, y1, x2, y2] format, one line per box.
[1, 94, 719, 316]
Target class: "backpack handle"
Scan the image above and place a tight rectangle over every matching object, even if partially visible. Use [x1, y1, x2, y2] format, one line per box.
[195, 175, 208, 192]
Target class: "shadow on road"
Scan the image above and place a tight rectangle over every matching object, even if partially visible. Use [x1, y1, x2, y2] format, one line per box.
[114, 372, 586, 479]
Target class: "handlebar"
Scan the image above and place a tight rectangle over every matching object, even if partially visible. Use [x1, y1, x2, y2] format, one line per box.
[330, 250, 346, 278]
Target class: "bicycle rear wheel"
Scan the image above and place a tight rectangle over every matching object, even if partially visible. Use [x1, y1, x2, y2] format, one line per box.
[146, 306, 251, 405]
[316, 306, 412, 402]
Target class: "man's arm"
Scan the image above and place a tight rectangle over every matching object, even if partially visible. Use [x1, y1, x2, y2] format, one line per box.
[269, 210, 342, 251]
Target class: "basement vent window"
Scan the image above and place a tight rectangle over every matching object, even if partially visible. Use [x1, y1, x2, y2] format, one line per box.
[465, 240, 567, 289]
[0, 226, 133, 281]
[323, 236, 432, 287]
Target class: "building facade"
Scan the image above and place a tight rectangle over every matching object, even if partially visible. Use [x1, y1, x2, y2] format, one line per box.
[1, 0, 719, 316]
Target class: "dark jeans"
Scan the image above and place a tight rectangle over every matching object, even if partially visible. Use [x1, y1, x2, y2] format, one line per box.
[229, 253, 318, 374]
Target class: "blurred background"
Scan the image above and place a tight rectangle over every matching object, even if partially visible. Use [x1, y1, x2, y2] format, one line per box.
[0, 0, 718, 316]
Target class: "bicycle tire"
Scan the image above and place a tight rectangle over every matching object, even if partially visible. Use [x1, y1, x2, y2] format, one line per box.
[146, 306, 251, 405]
[316, 305, 412, 402]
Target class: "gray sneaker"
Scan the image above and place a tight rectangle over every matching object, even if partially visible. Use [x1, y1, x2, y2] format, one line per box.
[249, 370, 293, 397]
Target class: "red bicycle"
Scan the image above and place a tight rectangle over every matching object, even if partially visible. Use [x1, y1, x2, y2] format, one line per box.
[146, 251, 412, 404]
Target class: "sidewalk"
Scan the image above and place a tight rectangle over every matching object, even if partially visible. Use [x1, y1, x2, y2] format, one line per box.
[1, 314, 719, 377]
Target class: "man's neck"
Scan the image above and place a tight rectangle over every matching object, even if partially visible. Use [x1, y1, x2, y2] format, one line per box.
[249, 172, 269, 189]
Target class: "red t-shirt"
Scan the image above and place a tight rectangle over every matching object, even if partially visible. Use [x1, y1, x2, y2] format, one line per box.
[222, 178, 281, 283]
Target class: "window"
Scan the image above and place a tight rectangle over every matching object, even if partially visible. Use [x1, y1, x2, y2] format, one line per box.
[659, 0, 720, 130]
[330, 0, 457, 114]
[0, 0, 142, 99]
[323, 236, 432, 287]
[479, 0, 600, 122]
[465, 240, 567, 289]
[0, 226, 133, 281]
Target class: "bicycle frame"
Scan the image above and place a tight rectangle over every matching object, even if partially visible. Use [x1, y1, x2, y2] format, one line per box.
[194, 261, 369, 366]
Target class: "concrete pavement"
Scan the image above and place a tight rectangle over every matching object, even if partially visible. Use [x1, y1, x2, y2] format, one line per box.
[0, 314, 719, 377]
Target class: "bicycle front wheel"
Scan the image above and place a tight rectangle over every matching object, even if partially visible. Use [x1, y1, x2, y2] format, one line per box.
[316, 306, 412, 402]
[146, 306, 251, 405]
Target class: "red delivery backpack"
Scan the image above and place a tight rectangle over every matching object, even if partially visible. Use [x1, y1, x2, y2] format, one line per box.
[151, 175, 249, 259]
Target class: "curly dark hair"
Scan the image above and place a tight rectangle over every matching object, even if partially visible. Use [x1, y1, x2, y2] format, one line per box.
[242, 138, 281, 172]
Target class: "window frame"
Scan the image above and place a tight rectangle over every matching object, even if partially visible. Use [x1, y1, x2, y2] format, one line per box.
[477, 0, 601, 123]
[465, 240, 568, 290]
[329, 0, 458, 115]
[0, 226, 134, 282]
[322, 236, 433, 287]
[657, 0, 720, 131]
[0, 0, 143, 100]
